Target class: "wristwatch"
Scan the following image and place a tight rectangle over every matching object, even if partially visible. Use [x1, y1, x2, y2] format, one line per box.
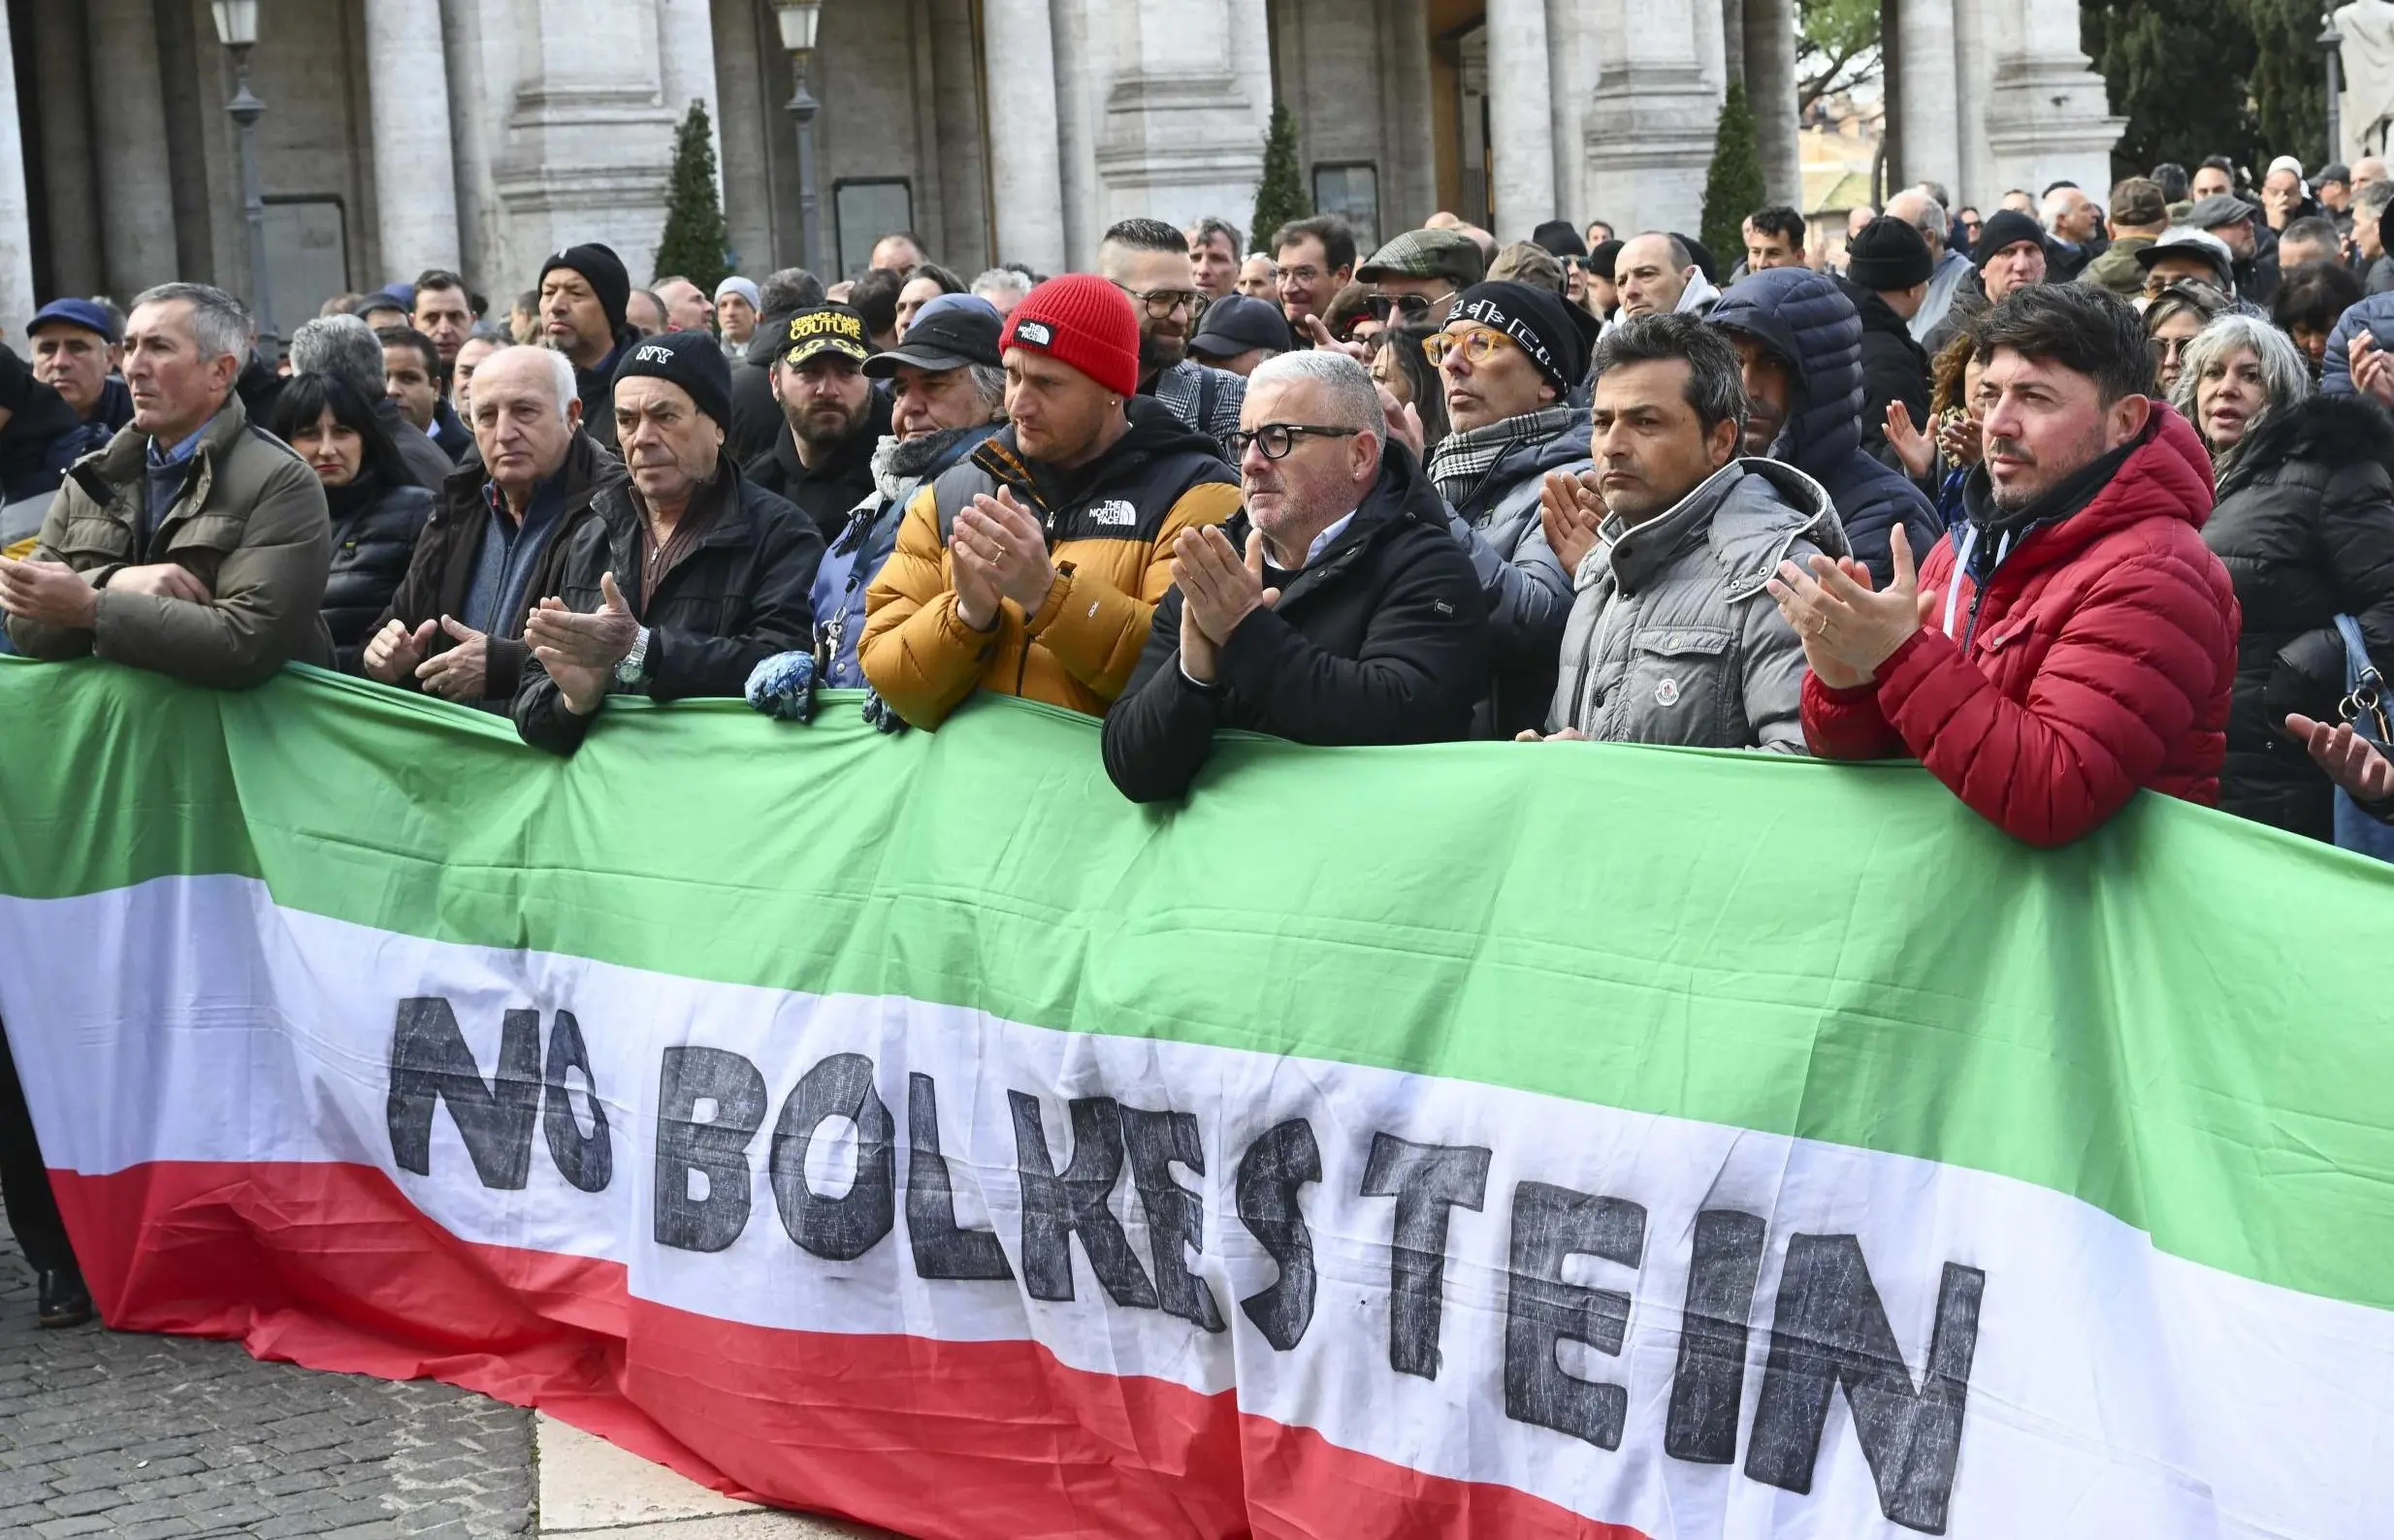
[614, 626, 652, 686]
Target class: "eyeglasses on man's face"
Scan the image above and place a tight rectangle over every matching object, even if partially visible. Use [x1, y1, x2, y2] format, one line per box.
[1423, 326, 1519, 369]
[1365, 293, 1435, 324]
[1116, 284, 1198, 318]
[1225, 423, 1363, 461]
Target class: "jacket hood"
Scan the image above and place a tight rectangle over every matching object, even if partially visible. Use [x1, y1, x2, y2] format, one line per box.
[1602, 456, 1849, 599]
[1706, 269, 1864, 476]
[2219, 389, 2394, 493]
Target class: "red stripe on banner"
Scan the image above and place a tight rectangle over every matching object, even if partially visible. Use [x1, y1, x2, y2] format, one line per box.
[47, 1161, 1645, 1540]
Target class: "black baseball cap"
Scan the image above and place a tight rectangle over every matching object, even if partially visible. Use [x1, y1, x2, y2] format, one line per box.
[862, 302, 1003, 376]
[1187, 295, 1288, 359]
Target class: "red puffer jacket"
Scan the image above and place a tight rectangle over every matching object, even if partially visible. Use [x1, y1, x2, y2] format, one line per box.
[1802, 405, 2240, 848]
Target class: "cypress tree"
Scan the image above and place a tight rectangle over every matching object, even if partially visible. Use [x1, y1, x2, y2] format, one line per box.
[1701, 82, 1767, 265]
[654, 100, 731, 294]
[1250, 104, 1311, 255]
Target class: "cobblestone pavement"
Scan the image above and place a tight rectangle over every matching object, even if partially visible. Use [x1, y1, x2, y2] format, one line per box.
[0, 1214, 536, 1539]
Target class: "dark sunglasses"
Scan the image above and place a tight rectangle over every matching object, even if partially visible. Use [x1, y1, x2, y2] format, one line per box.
[1364, 293, 1436, 324]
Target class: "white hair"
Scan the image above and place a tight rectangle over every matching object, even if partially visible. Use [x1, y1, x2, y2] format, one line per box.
[1246, 349, 1383, 434]
[473, 344, 579, 422]
[970, 269, 1033, 304]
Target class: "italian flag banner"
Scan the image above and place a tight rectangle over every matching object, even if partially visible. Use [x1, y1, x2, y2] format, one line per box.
[2, 658, 2391, 1539]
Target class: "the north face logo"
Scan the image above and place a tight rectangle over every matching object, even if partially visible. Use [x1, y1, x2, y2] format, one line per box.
[1015, 320, 1054, 347]
[1087, 499, 1137, 527]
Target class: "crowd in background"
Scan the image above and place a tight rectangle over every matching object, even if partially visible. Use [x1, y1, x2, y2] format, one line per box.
[3, 144, 2394, 1328]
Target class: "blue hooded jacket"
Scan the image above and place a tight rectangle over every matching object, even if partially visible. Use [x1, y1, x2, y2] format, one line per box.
[2321, 291, 2394, 397]
[1705, 268, 1943, 588]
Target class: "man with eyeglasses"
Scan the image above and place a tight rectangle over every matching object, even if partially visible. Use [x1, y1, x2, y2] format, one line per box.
[1355, 227, 1486, 333]
[1420, 279, 1599, 736]
[1272, 215, 1358, 334]
[1098, 218, 1246, 448]
[1102, 350, 1488, 800]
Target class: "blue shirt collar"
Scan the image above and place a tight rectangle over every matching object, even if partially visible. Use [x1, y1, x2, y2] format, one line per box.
[147, 412, 221, 468]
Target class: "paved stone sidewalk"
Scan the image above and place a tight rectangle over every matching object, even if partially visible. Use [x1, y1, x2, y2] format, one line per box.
[0, 1221, 536, 1538]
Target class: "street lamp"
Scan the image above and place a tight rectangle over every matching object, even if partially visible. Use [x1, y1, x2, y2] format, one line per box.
[210, 0, 277, 359]
[2323, 10, 2346, 172]
[773, 0, 825, 277]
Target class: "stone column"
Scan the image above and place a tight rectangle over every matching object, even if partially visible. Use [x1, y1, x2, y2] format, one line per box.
[1745, 0, 1802, 208]
[0, 6, 34, 334]
[28, 0, 102, 296]
[482, 0, 679, 286]
[983, 0, 1068, 273]
[1583, 0, 1720, 236]
[86, 0, 179, 298]
[1895, 0, 1961, 198]
[1951, 0, 1992, 207]
[1486, 0, 1558, 239]
[1084, 0, 1271, 244]
[366, 0, 463, 282]
[1976, 0, 2122, 202]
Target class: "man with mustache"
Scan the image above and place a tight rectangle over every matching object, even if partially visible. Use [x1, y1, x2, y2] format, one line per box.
[1098, 218, 1246, 449]
[744, 303, 893, 542]
[1773, 282, 2240, 848]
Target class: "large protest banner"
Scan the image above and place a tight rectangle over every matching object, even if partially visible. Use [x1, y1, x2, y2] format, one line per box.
[1, 657, 2391, 1538]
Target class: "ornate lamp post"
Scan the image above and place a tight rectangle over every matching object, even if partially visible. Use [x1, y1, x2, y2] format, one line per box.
[210, 0, 277, 357]
[772, 1, 825, 277]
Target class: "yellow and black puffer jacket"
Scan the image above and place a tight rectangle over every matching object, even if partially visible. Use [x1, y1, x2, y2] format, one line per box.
[860, 400, 1240, 727]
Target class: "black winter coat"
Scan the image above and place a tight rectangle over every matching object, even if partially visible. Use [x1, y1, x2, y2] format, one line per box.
[512, 453, 825, 754]
[2206, 392, 2394, 840]
[742, 389, 894, 542]
[372, 430, 629, 701]
[1102, 445, 1490, 802]
[321, 473, 434, 672]
[1833, 276, 1931, 466]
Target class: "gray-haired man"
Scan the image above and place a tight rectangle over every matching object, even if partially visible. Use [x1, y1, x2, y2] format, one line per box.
[287, 312, 456, 492]
[362, 344, 628, 704]
[1102, 349, 1490, 801]
[0, 281, 337, 1330]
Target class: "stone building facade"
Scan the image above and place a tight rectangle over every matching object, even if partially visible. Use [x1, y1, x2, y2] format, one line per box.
[0, 0, 2119, 337]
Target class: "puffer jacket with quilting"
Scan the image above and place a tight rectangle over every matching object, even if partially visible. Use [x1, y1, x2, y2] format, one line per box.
[1708, 268, 1942, 590]
[1548, 457, 1849, 749]
[1802, 405, 2240, 848]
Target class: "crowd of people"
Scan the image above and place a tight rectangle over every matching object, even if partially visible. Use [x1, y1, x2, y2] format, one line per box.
[3, 150, 2394, 1330]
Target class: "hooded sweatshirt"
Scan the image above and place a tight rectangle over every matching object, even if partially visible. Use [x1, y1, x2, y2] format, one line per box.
[1706, 268, 1943, 589]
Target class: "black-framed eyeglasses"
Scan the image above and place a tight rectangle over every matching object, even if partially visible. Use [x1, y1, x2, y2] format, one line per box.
[1365, 293, 1436, 324]
[1225, 423, 1363, 461]
[1116, 284, 1198, 318]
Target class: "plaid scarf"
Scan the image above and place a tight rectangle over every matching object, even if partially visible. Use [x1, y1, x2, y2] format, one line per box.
[1426, 405, 1574, 510]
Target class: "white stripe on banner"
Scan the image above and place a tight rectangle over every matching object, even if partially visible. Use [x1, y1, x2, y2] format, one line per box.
[0, 876, 2386, 1539]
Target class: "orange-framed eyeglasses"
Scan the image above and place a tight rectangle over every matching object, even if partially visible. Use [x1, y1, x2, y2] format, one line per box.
[1422, 326, 1518, 369]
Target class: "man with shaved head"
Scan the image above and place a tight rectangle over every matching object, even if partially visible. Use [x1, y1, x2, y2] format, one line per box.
[1608, 231, 1721, 329]
[362, 344, 628, 705]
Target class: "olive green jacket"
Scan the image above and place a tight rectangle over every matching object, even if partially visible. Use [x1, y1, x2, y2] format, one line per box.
[7, 392, 334, 688]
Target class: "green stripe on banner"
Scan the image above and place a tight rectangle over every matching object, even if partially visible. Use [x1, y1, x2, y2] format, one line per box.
[6, 656, 2394, 1321]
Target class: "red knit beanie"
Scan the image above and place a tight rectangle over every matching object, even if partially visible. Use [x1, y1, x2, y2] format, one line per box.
[999, 274, 1141, 399]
